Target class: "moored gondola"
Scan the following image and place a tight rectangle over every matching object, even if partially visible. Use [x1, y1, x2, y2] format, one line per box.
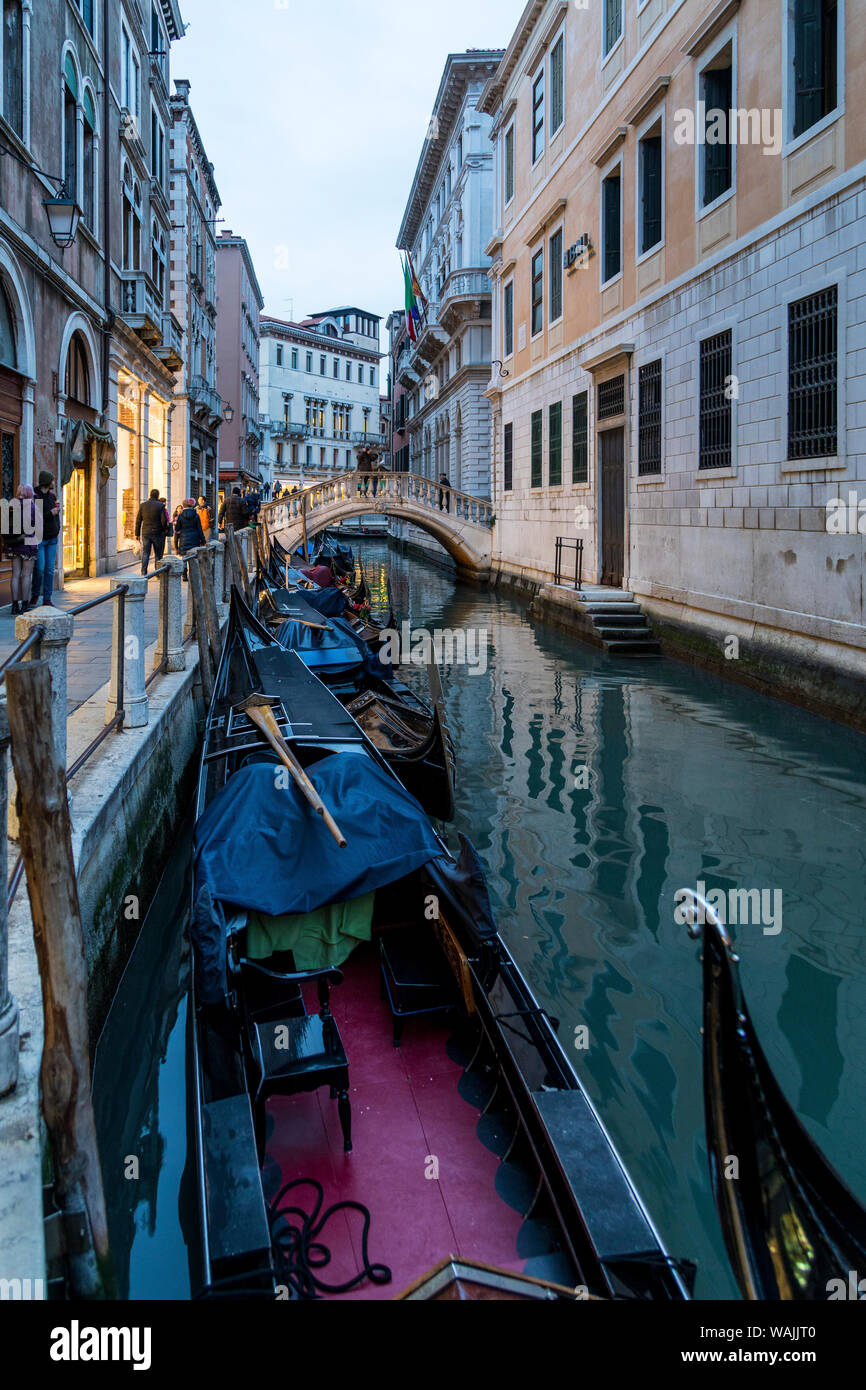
[682, 889, 866, 1300]
[187, 591, 693, 1301]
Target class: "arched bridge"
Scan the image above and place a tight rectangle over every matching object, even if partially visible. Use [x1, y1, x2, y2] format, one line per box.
[261, 471, 494, 580]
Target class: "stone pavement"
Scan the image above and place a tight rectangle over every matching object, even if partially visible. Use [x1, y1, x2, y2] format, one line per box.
[0, 563, 161, 716]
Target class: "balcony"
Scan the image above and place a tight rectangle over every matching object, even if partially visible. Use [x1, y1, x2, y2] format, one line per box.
[350, 431, 388, 448]
[271, 418, 306, 441]
[120, 270, 165, 347]
[438, 268, 491, 333]
[189, 375, 223, 426]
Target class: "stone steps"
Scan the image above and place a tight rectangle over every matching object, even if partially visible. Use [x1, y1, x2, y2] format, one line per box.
[576, 587, 661, 657]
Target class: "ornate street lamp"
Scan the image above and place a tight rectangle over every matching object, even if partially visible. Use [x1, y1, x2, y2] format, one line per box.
[223, 403, 234, 423]
[42, 185, 82, 250]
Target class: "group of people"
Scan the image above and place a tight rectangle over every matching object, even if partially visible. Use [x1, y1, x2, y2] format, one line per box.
[4, 469, 62, 614]
[134, 485, 267, 580]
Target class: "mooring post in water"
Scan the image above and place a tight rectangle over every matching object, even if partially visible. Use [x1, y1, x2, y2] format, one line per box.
[187, 549, 215, 706]
[106, 576, 148, 730]
[211, 538, 229, 617]
[196, 547, 222, 674]
[0, 699, 19, 1097]
[5, 661, 112, 1299]
[155, 556, 185, 674]
[8, 608, 72, 841]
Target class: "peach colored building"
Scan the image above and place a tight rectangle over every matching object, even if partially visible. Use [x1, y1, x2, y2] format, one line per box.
[481, 0, 866, 722]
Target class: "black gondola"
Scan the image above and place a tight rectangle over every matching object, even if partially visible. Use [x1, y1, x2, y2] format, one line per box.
[187, 591, 692, 1302]
[684, 891, 866, 1300]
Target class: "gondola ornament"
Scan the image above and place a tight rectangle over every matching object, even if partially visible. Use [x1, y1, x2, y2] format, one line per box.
[680, 886, 866, 1301]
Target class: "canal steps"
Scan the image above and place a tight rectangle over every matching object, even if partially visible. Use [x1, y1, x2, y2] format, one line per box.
[529, 582, 662, 656]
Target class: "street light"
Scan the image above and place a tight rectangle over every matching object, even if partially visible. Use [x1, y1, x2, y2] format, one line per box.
[42, 186, 82, 250]
[223, 403, 234, 423]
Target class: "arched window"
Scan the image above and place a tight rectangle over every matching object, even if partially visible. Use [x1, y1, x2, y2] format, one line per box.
[122, 168, 141, 270]
[64, 54, 79, 199]
[151, 220, 166, 301]
[0, 281, 17, 370]
[82, 89, 96, 229]
[65, 332, 90, 405]
[2, 1, 23, 138]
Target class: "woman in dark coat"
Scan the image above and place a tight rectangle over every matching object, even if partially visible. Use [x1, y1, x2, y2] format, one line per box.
[174, 497, 206, 577]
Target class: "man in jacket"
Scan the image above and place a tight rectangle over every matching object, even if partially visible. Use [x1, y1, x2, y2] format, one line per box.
[29, 470, 61, 608]
[135, 489, 170, 575]
[218, 488, 250, 531]
[174, 498, 206, 579]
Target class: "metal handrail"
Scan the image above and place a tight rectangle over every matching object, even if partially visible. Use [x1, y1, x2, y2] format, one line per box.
[0, 625, 45, 685]
[554, 537, 584, 591]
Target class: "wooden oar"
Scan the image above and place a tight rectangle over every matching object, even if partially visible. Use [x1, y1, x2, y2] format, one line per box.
[237, 694, 347, 847]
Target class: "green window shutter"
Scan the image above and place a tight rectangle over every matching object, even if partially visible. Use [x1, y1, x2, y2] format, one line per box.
[794, 0, 825, 137]
[64, 53, 79, 99]
[640, 136, 662, 253]
[572, 393, 588, 484]
[503, 423, 513, 492]
[602, 174, 621, 282]
[531, 411, 543, 488]
[549, 403, 562, 486]
[702, 67, 732, 205]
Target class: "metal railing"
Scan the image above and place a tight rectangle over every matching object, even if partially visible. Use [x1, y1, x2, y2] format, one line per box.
[62, 586, 129, 780]
[554, 537, 584, 591]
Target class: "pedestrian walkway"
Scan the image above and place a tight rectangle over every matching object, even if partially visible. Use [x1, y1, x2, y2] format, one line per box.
[0, 565, 160, 716]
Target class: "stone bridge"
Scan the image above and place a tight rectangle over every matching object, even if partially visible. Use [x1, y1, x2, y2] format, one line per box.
[261, 471, 494, 580]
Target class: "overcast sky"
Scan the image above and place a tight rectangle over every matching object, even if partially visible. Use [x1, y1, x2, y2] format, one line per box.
[175, 0, 526, 344]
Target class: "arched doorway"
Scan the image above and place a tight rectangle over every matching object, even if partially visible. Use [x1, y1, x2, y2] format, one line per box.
[62, 329, 96, 578]
[0, 277, 23, 607]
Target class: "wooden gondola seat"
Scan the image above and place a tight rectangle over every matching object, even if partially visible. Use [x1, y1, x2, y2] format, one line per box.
[378, 925, 456, 1047]
[240, 960, 352, 1156]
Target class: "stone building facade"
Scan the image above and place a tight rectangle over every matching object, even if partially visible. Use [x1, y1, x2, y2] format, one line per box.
[215, 230, 264, 496]
[169, 77, 222, 518]
[481, 0, 866, 716]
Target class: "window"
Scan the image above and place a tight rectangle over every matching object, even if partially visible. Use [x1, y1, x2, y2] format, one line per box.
[503, 422, 513, 492]
[76, 0, 94, 35]
[346, 362, 352, 382]
[549, 403, 562, 486]
[788, 286, 837, 459]
[699, 330, 733, 470]
[0, 281, 16, 369]
[531, 71, 545, 163]
[122, 26, 141, 121]
[638, 130, 662, 255]
[701, 60, 733, 207]
[291, 349, 298, 369]
[333, 358, 340, 378]
[306, 352, 312, 372]
[82, 90, 96, 229]
[550, 35, 564, 135]
[504, 124, 515, 203]
[65, 333, 90, 404]
[598, 375, 625, 419]
[602, 168, 622, 282]
[151, 221, 166, 302]
[572, 393, 588, 484]
[306, 445, 312, 467]
[503, 281, 514, 357]
[604, 0, 623, 56]
[370, 368, 376, 387]
[122, 170, 141, 269]
[549, 228, 563, 322]
[320, 355, 326, 375]
[792, 0, 838, 138]
[531, 411, 543, 488]
[531, 249, 544, 336]
[276, 346, 283, 366]
[64, 57, 78, 200]
[638, 361, 662, 474]
[3, 1, 24, 138]
[151, 109, 165, 186]
[151, 4, 166, 73]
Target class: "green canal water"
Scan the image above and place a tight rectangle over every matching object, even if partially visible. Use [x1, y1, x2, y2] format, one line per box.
[93, 539, 866, 1300]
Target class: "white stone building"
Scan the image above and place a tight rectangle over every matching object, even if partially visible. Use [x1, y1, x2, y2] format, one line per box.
[259, 309, 383, 488]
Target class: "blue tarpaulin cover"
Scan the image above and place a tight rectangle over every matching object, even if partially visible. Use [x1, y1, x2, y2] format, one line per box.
[194, 754, 442, 919]
[299, 587, 349, 619]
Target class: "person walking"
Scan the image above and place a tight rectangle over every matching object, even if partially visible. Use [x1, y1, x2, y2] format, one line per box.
[196, 495, 212, 544]
[218, 487, 250, 532]
[438, 471, 451, 512]
[5, 483, 38, 614]
[29, 470, 61, 607]
[173, 497, 206, 580]
[135, 488, 170, 575]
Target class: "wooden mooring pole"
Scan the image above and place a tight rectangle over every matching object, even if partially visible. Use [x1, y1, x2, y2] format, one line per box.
[5, 661, 112, 1299]
[187, 549, 216, 707]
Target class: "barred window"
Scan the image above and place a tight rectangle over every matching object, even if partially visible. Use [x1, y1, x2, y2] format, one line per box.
[699, 330, 732, 470]
[549, 402, 562, 486]
[788, 286, 837, 459]
[598, 374, 624, 420]
[572, 392, 588, 484]
[531, 410, 543, 488]
[503, 422, 513, 492]
[638, 361, 662, 475]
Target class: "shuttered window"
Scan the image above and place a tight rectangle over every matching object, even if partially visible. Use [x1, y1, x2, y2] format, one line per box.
[504, 124, 515, 203]
[702, 65, 733, 207]
[531, 410, 543, 488]
[699, 331, 732, 470]
[550, 35, 564, 134]
[504, 422, 513, 492]
[549, 403, 562, 486]
[532, 71, 545, 163]
[572, 393, 588, 484]
[788, 286, 837, 459]
[549, 229, 563, 323]
[604, 0, 623, 56]
[793, 0, 838, 137]
[638, 361, 662, 475]
[503, 281, 513, 358]
[602, 170, 621, 282]
[531, 249, 544, 336]
[639, 133, 662, 254]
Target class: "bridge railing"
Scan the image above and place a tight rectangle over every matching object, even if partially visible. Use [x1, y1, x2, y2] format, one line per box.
[260, 471, 494, 540]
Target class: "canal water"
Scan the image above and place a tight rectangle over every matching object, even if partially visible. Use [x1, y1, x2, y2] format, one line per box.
[93, 538, 866, 1300]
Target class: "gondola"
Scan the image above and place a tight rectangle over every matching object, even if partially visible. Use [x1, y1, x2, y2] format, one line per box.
[683, 890, 866, 1300]
[187, 590, 693, 1302]
[270, 533, 366, 603]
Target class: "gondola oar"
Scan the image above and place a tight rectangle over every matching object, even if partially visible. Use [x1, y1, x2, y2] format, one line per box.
[236, 694, 347, 848]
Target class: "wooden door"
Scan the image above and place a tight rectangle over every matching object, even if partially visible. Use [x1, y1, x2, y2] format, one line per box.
[600, 427, 625, 588]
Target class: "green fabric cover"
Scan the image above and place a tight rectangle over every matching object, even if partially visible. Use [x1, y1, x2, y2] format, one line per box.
[246, 891, 376, 970]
